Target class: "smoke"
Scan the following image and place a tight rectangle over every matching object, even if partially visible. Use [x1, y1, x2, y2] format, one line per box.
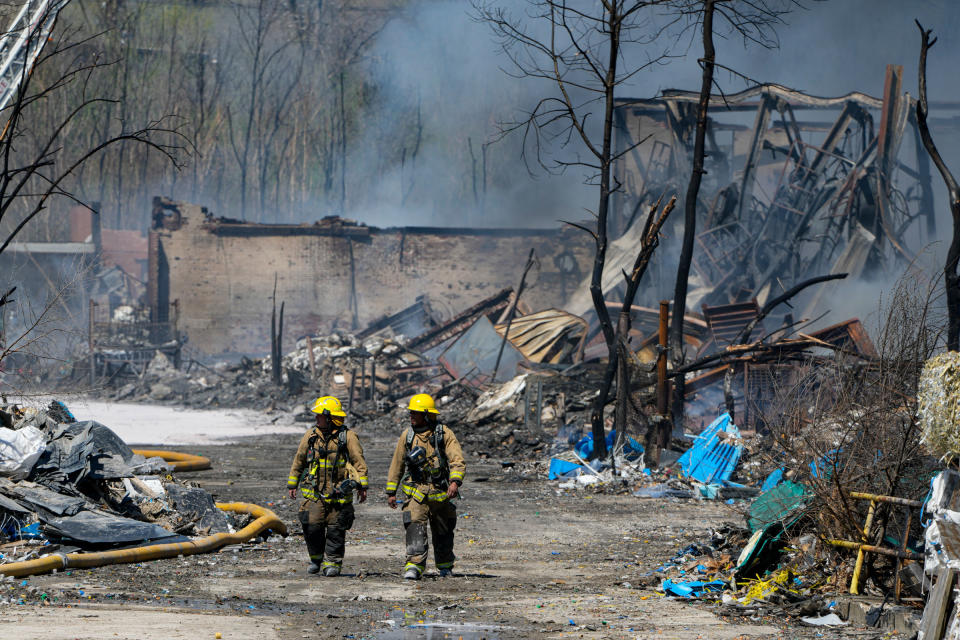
[347, 0, 960, 224]
[345, 0, 598, 228]
[344, 0, 960, 329]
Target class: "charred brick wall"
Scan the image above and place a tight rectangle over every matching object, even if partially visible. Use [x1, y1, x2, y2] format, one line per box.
[155, 203, 593, 356]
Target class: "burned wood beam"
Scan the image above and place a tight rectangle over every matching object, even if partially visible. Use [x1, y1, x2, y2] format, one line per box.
[407, 288, 514, 352]
[493, 249, 537, 380]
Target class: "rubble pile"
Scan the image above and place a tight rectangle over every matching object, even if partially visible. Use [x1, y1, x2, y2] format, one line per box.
[0, 402, 246, 565]
[81, 287, 614, 458]
[94, 332, 383, 409]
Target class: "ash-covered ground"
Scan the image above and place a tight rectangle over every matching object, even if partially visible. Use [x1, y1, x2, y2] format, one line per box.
[0, 419, 910, 640]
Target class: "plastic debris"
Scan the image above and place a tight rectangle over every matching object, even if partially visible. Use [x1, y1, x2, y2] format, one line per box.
[799, 613, 848, 627]
[0, 426, 46, 479]
[760, 468, 784, 492]
[661, 578, 726, 598]
[677, 413, 742, 485]
[548, 458, 583, 480]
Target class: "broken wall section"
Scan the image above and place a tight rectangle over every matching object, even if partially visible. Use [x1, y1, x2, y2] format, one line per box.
[151, 200, 594, 357]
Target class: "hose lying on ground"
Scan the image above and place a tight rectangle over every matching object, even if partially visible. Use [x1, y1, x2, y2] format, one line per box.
[0, 502, 286, 578]
[131, 449, 212, 471]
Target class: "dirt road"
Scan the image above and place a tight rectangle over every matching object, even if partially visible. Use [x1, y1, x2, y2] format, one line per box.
[1, 427, 897, 639]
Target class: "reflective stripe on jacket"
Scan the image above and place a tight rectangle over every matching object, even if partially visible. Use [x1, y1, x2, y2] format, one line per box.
[288, 427, 369, 503]
[385, 425, 466, 503]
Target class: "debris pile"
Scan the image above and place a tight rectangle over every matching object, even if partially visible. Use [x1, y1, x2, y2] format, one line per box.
[0, 402, 250, 567]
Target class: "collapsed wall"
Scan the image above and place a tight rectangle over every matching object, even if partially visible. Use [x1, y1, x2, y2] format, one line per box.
[148, 199, 593, 356]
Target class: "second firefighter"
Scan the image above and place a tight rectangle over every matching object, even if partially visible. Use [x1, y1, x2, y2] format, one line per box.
[385, 393, 466, 580]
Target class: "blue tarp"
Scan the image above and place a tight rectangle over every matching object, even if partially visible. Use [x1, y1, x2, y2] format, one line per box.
[677, 413, 742, 486]
[761, 468, 784, 492]
[548, 458, 584, 480]
[574, 430, 644, 460]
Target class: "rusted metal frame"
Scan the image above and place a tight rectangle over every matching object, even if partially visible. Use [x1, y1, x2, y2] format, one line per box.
[736, 94, 775, 223]
[876, 65, 904, 182]
[829, 491, 923, 596]
[693, 228, 733, 285]
[656, 300, 669, 417]
[754, 139, 875, 295]
[776, 99, 808, 173]
[798, 140, 858, 168]
[659, 84, 885, 110]
[873, 64, 918, 263]
[693, 222, 751, 286]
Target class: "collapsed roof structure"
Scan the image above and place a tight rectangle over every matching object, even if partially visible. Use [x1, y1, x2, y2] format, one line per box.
[608, 65, 954, 313]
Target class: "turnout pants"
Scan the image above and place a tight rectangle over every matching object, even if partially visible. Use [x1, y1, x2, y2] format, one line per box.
[402, 498, 456, 575]
[298, 499, 354, 570]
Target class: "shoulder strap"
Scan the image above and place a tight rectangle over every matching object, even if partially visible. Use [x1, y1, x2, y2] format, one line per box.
[305, 431, 319, 457]
[435, 425, 448, 468]
[405, 428, 414, 449]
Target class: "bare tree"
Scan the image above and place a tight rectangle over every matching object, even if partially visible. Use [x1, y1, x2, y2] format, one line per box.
[0, 12, 183, 370]
[668, 0, 805, 431]
[225, 0, 305, 221]
[475, 0, 683, 458]
[915, 21, 960, 352]
[0, 28, 183, 255]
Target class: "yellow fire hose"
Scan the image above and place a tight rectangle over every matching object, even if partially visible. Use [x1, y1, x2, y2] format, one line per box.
[131, 449, 212, 472]
[0, 502, 287, 578]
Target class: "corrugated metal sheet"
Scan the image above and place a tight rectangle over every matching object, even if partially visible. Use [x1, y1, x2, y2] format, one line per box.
[494, 308, 586, 364]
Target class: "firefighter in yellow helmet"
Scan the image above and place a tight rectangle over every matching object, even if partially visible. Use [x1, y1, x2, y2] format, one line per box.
[385, 393, 466, 579]
[287, 396, 368, 576]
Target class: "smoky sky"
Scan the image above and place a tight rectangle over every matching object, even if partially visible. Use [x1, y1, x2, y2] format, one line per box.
[354, 0, 960, 231]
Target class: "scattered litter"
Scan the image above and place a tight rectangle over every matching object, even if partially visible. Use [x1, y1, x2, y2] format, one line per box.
[799, 613, 848, 627]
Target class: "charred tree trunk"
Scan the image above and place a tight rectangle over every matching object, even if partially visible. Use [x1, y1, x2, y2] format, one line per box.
[669, 0, 716, 431]
[916, 22, 960, 351]
[270, 274, 284, 386]
[590, 197, 676, 459]
[586, 8, 624, 460]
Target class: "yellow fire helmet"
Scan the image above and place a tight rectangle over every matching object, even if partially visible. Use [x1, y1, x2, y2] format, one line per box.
[310, 396, 346, 418]
[407, 393, 439, 414]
